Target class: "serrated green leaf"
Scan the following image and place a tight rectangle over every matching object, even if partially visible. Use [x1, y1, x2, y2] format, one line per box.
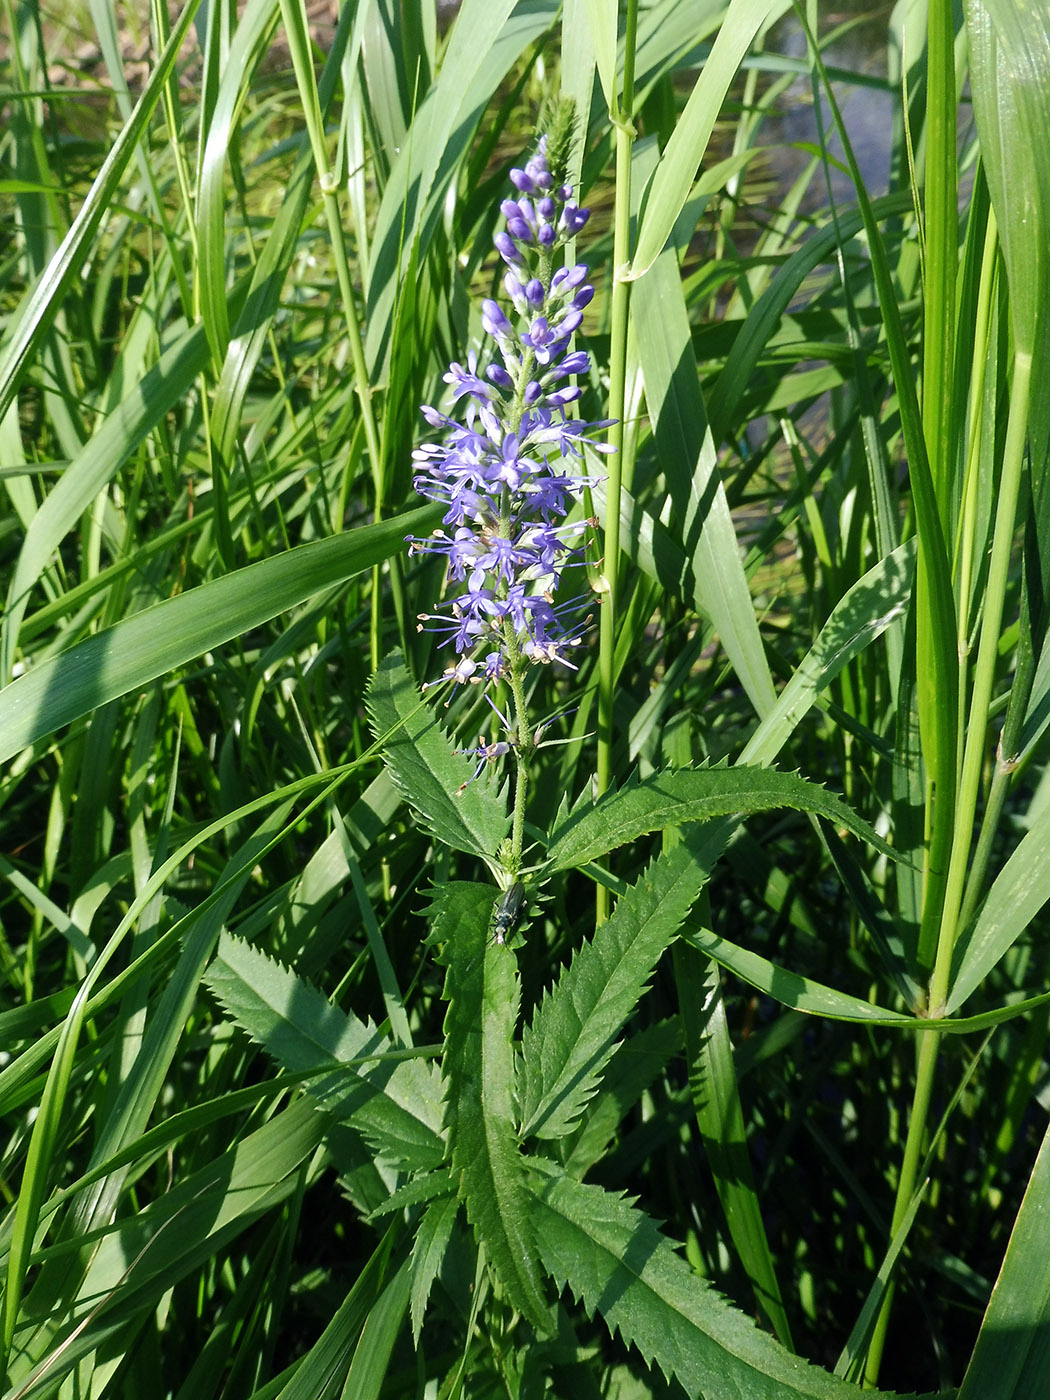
[528, 1162, 931, 1400]
[206, 932, 445, 1171]
[366, 652, 509, 861]
[366, 1168, 454, 1223]
[520, 829, 720, 1140]
[409, 1193, 460, 1344]
[563, 1018, 683, 1179]
[434, 881, 552, 1334]
[545, 767, 901, 875]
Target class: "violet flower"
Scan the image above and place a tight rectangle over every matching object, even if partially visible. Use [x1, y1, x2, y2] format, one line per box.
[408, 133, 613, 695]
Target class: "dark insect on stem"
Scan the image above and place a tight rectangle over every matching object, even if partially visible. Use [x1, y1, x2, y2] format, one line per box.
[492, 881, 526, 945]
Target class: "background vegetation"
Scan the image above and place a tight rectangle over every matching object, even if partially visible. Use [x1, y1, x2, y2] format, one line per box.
[1, 0, 1049, 1396]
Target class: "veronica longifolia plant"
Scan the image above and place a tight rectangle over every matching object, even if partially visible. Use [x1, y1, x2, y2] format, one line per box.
[363, 122, 922, 1392]
[408, 126, 613, 879]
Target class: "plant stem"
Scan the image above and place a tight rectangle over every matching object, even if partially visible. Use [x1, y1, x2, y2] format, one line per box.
[502, 624, 531, 873]
[865, 0, 960, 1377]
[596, 0, 638, 922]
[929, 349, 1032, 1012]
[913, 0, 961, 979]
[862, 1029, 938, 1387]
[865, 350, 1032, 1389]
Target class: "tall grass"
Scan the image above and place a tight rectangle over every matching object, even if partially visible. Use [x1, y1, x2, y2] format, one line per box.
[1, 0, 1049, 1396]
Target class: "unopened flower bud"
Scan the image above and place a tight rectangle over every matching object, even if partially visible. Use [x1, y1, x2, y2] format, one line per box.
[494, 231, 522, 264]
[482, 299, 513, 339]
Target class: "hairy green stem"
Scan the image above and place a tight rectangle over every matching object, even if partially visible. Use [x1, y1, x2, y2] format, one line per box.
[501, 624, 532, 873]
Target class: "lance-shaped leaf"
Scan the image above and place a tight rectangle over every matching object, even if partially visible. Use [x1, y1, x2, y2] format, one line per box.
[520, 827, 721, 1140]
[528, 1161, 934, 1400]
[409, 1194, 461, 1344]
[8, 1100, 326, 1396]
[433, 881, 552, 1334]
[206, 932, 445, 1172]
[367, 652, 509, 861]
[545, 766, 902, 875]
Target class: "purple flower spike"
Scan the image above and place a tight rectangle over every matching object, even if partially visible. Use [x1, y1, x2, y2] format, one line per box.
[553, 264, 588, 293]
[411, 133, 615, 693]
[444, 352, 491, 405]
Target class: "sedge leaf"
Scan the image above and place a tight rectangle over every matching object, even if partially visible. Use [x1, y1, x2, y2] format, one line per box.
[959, 1119, 1050, 1399]
[684, 924, 1050, 1034]
[0, 509, 441, 766]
